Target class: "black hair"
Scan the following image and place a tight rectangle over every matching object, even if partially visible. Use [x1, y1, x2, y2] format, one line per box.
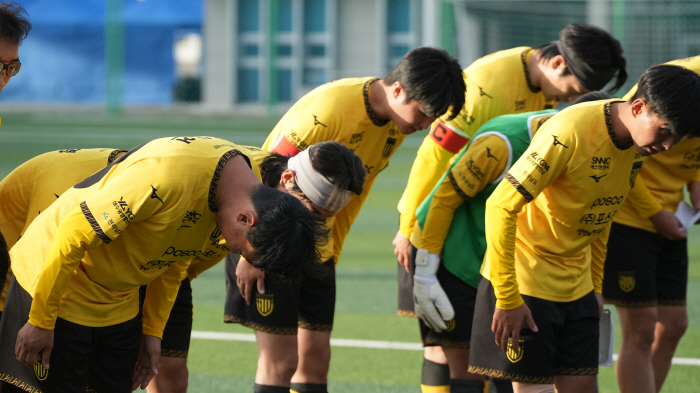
[260, 153, 289, 188]
[383, 46, 465, 120]
[0, 2, 31, 45]
[572, 91, 613, 105]
[245, 184, 330, 282]
[262, 141, 366, 206]
[0, 231, 8, 292]
[631, 64, 700, 138]
[536, 24, 627, 92]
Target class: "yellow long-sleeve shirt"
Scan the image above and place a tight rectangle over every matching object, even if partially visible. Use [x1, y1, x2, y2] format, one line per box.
[616, 55, 700, 231]
[10, 137, 259, 338]
[415, 112, 556, 255]
[483, 100, 646, 309]
[0, 148, 125, 311]
[263, 77, 405, 262]
[398, 47, 556, 239]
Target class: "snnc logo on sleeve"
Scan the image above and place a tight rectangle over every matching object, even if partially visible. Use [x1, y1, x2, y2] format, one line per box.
[618, 271, 636, 293]
[506, 338, 524, 363]
[34, 360, 48, 381]
[256, 293, 274, 317]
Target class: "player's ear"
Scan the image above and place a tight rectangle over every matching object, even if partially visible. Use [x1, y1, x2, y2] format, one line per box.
[630, 98, 647, 118]
[392, 81, 404, 99]
[552, 55, 567, 71]
[237, 212, 257, 227]
[280, 169, 295, 186]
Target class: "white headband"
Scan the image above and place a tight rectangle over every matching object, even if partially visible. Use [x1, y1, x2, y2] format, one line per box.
[287, 147, 354, 212]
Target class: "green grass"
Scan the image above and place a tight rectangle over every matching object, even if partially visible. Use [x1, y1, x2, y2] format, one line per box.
[2, 111, 700, 392]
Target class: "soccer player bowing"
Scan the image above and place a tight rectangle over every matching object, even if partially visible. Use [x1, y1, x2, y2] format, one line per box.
[468, 65, 700, 393]
[226, 46, 466, 393]
[0, 137, 328, 393]
[410, 92, 610, 393]
[603, 54, 700, 393]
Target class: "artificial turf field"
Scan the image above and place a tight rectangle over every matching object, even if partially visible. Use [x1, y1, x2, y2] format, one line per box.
[1, 110, 699, 392]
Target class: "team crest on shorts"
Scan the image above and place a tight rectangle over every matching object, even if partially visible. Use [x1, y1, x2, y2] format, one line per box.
[506, 338, 524, 363]
[445, 319, 456, 332]
[34, 360, 48, 381]
[382, 138, 397, 158]
[256, 293, 274, 317]
[618, 271, 636, 293]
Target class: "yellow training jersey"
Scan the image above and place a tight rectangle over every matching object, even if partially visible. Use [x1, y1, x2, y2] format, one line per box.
[616, 55, 700, 232]
[483, 100, 646, 309]
[413, 135, 509, 252]
[10, 137, 258, 338]
[398, 47, 557, 239]
[263, 77, 406, 262]
[414, 112, 555, 254]
[185, 144, 273, 279]
[0, 148, 125, 311]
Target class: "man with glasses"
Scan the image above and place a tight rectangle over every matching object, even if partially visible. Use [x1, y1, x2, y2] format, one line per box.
[0, 1, 31, 313]
[0, 1, 30, 94]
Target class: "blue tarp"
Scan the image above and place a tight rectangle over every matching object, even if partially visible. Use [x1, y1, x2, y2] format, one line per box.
[0, 0, 202, 104]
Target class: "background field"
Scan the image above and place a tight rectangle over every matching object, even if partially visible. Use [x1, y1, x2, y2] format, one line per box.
[1, 111, 700, 392]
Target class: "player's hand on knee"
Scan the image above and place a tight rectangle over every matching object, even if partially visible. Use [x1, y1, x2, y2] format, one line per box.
[235, 256, 265, 305]
[492, 303, 537, 353]
[15, 322, 53, 368]
[392, 231, 412, 273]
[132, 334, 161, 391]
[412, 248, 454, 332]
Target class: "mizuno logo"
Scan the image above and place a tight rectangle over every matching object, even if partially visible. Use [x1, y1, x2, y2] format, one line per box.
[172, 137, 196, 144]
[552, 135, 568, 148]
[479, 87, 493, 99]
[151, 185, 164, 204]
[589, 174, 607, 182]
[486, 147, 499, 161]
[313, 115, 327, 127]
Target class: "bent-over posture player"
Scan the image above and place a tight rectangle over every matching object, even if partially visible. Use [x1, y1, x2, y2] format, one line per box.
[0, 148, 126, 321]
[226, 46, 466, 393]
[603, 54, 700, 393]
[146, 141, 365, 393]
[0, 136, 328, 393]
[468, 65, 700, 393]
[392, 26, 627, 390]
[409, 92, 611, 393]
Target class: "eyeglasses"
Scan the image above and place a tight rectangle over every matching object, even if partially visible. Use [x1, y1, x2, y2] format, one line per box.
[0, 61, 21, 77]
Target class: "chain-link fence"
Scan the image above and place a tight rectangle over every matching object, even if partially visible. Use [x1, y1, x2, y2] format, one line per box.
[455, 0, 700, 95]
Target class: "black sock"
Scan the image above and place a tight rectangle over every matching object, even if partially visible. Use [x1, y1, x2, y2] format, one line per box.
[421, 358, 450, 386]
[254, 384, 291, 393]
[450, 379, 484, 393]
[289, 382, 328, 393]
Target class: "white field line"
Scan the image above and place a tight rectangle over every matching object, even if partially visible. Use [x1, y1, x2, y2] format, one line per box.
[190, 330, 700, 366]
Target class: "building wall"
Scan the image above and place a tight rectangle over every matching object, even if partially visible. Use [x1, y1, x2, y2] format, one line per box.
[337, 0, 381, 78]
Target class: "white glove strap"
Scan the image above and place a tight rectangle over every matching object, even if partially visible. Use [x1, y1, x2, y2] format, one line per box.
[414, 248, 441, 275]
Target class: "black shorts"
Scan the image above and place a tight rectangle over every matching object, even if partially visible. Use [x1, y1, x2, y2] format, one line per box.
[397, 251, 417, 318]
[0, 276, 141, 393]
[139, 278, 193, 358]
[603, 222, 688, 307]
[224, 253, 336, 334]
[415, 246, 477, 349]
[468, 278, 599, 384]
